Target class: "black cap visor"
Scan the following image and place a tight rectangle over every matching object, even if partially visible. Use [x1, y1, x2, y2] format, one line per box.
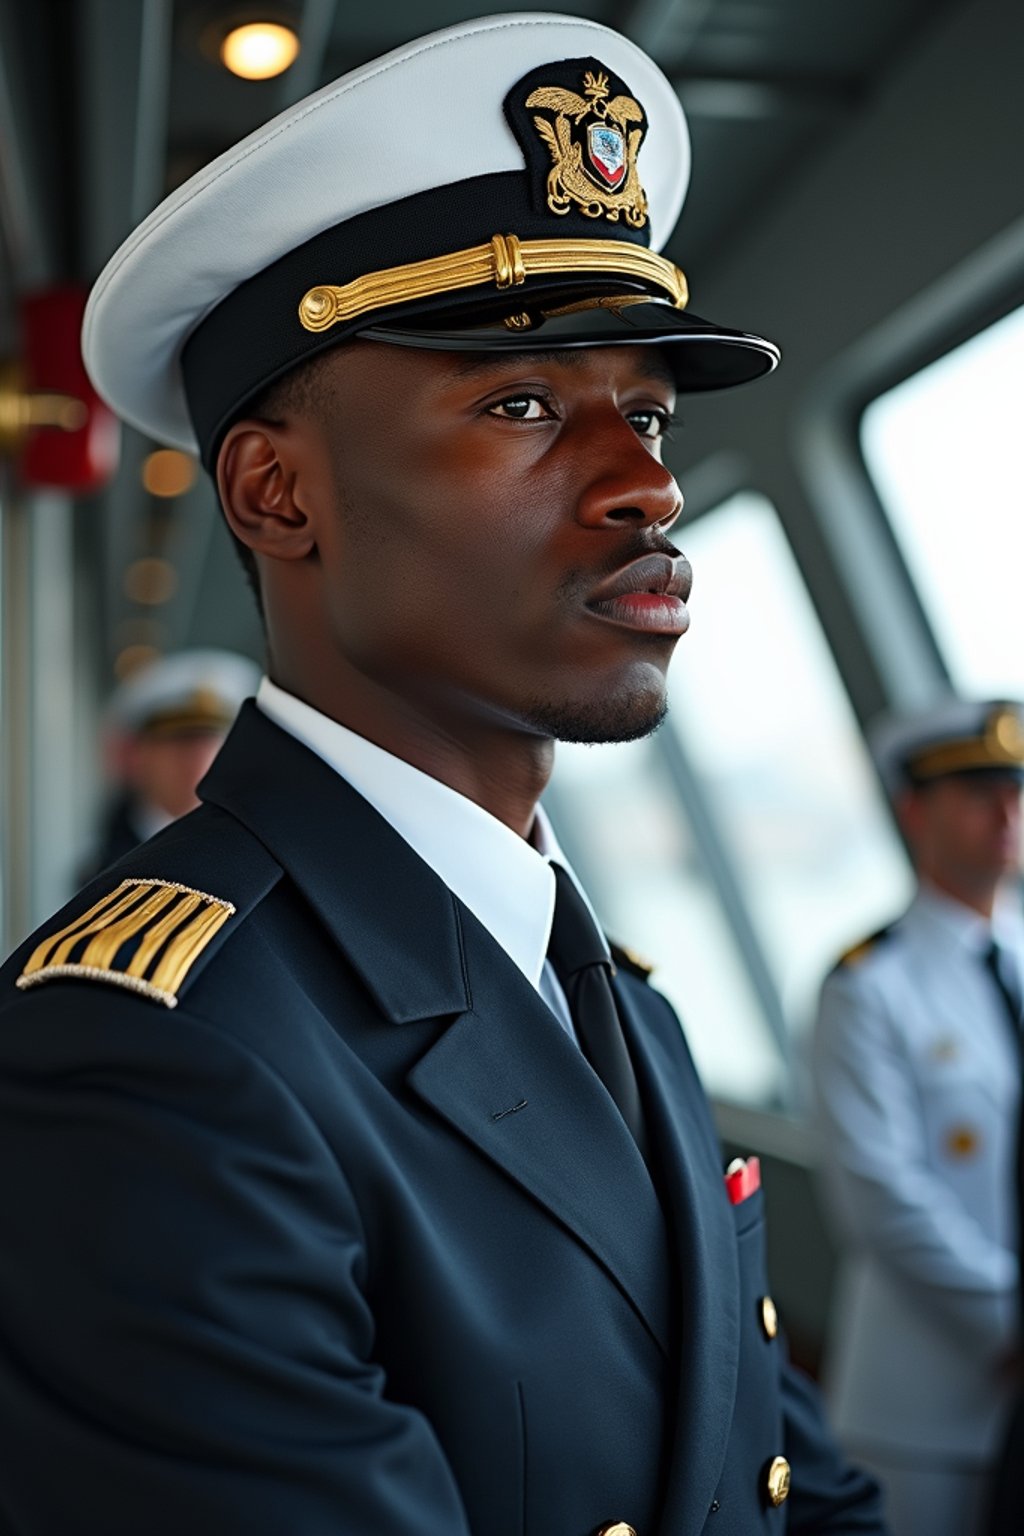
[362, 295, 779, 393]
[908, 763, 1024, 789]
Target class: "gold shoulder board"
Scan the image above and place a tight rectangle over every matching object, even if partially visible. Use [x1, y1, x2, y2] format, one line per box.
[17, 878, 236, 1009]
[609, 940, 655, 982]
[837, 924, 893, 969]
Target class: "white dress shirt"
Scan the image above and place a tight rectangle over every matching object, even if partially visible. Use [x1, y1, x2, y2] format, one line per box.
[813, 878, 1023, 1462]
[257, 677, 605, 1039]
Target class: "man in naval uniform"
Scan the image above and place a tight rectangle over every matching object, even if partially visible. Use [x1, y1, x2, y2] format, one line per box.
[0, 15, 886, 1535]
[814, 699, 1024, 1536]
[83, 648, 261, 878]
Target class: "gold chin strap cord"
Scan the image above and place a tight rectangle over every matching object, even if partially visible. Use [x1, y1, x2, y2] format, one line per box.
[297, 232, 689, 334]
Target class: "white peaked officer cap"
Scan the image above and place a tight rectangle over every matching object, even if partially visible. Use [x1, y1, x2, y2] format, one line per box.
[106, 649, 262, 738]
[83, 11, 780, 469]
[871, 697, 1024, 796]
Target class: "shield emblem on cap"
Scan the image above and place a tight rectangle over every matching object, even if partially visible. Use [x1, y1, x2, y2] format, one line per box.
[587, 122, 626, 187]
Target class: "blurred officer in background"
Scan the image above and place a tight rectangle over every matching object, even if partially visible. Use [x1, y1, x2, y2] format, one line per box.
[84, 648, 261, 876]
[988, 1157, 1024, 1532]
[0, 12, 886, 1534]
[814, 699, 1024, 1536]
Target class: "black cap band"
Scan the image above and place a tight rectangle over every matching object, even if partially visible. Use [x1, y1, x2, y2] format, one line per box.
[182, 167, 654, 467]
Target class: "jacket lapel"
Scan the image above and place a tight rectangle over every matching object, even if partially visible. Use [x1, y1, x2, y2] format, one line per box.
[199, 703, 469, 1023]
[202, 706, 673, 1353]
[410, 903, 674, 1357]
[616, 980, 741, 1534]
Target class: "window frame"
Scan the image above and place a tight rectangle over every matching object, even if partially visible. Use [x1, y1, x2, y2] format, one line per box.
[795, 219, 1024, 719]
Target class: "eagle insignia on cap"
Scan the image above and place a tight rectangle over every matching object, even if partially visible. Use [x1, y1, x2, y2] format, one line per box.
[16, 878, 236, 1008]
[524, 68, 649, 228]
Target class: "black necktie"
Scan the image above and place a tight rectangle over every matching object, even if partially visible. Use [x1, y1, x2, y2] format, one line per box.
[546, 864, 650, 1163]
[984, 940, 1023, 1047]
[985, 942, 1024, 1337]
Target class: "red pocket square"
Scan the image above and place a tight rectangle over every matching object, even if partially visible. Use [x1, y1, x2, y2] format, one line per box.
[724, 1155, 761, 1205]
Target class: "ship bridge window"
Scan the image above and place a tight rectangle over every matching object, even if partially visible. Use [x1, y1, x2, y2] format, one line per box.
[548, 490, 911, 1110]
[548, 729, 782, 1106]
[861, 302, 1024, 696]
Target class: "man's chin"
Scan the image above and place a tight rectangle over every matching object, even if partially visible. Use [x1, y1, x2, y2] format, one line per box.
[520, 687, 669, 746]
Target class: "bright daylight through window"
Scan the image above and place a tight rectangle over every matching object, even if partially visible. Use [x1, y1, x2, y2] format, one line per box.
[551, 491, 911, 1110]
[861, 301, 1024, 697]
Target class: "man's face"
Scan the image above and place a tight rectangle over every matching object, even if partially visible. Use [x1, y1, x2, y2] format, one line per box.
[299, 339, 689, 745]
[124, 732, 227, 819]
[904, 773, 1023, 893]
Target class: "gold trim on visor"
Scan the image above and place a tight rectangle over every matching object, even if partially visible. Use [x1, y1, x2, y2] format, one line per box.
[297, 232, 688, 334]
[909, 727, 1024, 781]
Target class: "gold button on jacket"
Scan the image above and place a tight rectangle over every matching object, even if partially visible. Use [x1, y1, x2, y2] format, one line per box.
[596, 1523, 637, 1536]
[766, 1455, 791, 1506]
[761, 1294, 779, 1339]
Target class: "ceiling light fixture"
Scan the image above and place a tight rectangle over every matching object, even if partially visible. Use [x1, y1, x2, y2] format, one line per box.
[220, 21, 300, 80]
[114, 644, 161, 680]
[142, 447, 196, 497]
[124, 557, 179, 606]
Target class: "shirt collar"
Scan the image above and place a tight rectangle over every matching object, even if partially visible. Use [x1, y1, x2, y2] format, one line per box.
[914, 878, 1022, 956]
[256, 677, 598, 989]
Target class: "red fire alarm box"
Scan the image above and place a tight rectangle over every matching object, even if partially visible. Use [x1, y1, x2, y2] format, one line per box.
[5, 286, 120, 491]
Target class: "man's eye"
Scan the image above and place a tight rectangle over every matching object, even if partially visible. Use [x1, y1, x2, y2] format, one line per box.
[627, 409, 674, 440]
[488, 395, 550, 421]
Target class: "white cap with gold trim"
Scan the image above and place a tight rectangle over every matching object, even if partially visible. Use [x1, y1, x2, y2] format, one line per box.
[82, 11, 779, 469]
[106, 648, 261, 738]
[871, 698, 1024, 795]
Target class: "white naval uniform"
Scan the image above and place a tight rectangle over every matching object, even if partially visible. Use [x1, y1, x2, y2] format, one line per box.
[813, 882, 1022, 1536]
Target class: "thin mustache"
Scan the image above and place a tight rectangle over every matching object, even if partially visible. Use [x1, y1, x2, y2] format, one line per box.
[556, 538, 691, 607]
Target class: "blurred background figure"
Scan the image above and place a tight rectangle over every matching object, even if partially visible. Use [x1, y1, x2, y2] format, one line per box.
[84, 648, 261, 878]
[812, 698, 1024, 1536]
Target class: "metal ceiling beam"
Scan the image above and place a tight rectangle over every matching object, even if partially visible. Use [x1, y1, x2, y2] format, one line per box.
[78, 0, 173, 274]
[624, 0, 717, 59]
[622, 1, 854, 120]
[77, 0, 174, 666]
[678, 76, 854, 121]
[0, 5, 64, 289]
[277, 0, 340, 109]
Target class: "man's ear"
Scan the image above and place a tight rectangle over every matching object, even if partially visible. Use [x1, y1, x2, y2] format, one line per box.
[216, 420, 318, 561]
[894, 786, 923, 845]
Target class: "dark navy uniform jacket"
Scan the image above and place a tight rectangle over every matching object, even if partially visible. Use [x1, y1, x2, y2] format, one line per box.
[0, 704, 886, 1535]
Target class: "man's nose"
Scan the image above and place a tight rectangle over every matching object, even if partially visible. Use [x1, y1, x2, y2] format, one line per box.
[574, 414, 682, 531]
[993, 784, 1023, 827]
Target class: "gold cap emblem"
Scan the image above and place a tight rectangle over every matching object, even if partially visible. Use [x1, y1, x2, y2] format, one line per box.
[525, 67, 649, 227]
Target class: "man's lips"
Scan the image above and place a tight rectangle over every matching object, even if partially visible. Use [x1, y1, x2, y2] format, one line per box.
[586, 553, 692, 636]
